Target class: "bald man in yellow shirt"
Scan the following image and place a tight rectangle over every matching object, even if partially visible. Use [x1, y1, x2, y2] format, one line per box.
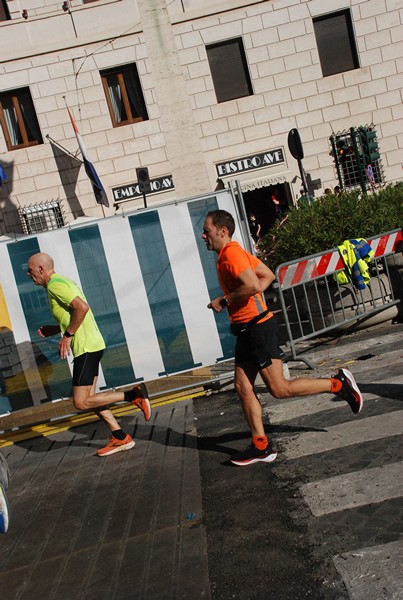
[27, 252, 151, 457]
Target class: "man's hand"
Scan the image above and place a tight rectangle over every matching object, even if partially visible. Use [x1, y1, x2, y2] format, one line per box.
[207, 297, 226, 313]
[38, 325, 61, 338]
[58, 336, 72, 360]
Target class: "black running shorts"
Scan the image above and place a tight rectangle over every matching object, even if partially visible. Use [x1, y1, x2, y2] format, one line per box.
[72, 350, 104, 386]
[234, 316, 283, 369]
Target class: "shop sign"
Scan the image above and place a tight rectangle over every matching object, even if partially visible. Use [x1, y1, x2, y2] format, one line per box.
[112, 175, 174, 204]
[216, 149, 285, 177]
[239, 174, 288, 191]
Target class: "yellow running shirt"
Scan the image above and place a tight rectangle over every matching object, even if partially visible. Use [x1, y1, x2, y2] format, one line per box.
[47, 274, 105, 357]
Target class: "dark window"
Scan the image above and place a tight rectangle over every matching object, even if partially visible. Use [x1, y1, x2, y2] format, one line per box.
[206, 38, 253, 103]
[101, 64, 148, 127]
[19, 201, 65, 235]
[0, 88, 43, 151]
[0, 0, 10, 21]
[313, 10, 359, 77]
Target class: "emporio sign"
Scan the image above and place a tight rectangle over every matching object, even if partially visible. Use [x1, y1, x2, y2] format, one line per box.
[216, 149, 285, 177]
[112, 175, 174, 204]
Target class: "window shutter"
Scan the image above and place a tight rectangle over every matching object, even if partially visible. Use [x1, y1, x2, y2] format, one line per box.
[314, 10, 359, 77]
[0, 0, 10, 21]
[207, 39, 253, 103]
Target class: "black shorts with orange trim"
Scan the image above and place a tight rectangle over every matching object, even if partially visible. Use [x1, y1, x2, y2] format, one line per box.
[72, 350, 104, 386]
[234, 316, 283, 369]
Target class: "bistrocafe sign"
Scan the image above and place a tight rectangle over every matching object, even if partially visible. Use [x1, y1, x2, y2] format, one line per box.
[216, 149, 285, 177]
[112, 175, 174, 204]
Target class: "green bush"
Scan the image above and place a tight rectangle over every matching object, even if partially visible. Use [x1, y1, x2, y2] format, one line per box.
[258, 183, 403, 270]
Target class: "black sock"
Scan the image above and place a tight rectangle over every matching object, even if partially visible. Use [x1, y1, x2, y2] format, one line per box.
[112, 429, 126, 441]
[124, 387, 139, 403]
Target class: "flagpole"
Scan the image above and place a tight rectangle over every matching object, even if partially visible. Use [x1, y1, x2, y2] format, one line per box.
[63, 97, 109, 216]
[45, 134, 83, 163]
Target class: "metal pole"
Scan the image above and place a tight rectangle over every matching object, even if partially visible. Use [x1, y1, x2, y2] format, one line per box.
[298, 160, 308, 195]
[232, 179, 254, 254]
[330, 135, 343, 190]
[350, 127, 367, 196]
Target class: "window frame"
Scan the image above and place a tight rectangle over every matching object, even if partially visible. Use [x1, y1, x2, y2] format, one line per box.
[206, 37, 253, 104]
[313, 9, 359, 78]
[0, 88, 43, 151]
[101, 64, 148, 128]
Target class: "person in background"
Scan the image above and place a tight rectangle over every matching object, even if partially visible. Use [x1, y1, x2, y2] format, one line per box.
[202, 209, 363, 466]
[297, 188, 312, 207]
[271, 194, 283, 218]
[27, 252, 151, 457]
[247, 213, 261, 244]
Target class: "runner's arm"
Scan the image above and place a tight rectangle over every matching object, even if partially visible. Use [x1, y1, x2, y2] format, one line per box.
[65, 296, 89, 334]
[58, 296, 89, 359]
[209, 267, 271, 312]
[254, 261, 275, 292]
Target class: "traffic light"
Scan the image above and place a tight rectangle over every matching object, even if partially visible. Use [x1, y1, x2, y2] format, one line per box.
[359, 127, 380, 166]
[335, 137, 354, 162]
[336, 138, 348, 161]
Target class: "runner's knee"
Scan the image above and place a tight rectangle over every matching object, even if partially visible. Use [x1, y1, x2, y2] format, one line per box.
[73, 395, 90, 410]
[266, 381, 293, 399]
[234, 378, 254, 398]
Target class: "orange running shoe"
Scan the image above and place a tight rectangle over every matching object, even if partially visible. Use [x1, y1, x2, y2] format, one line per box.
[97, 434, 135, 457]
[131, 384, 152, 422]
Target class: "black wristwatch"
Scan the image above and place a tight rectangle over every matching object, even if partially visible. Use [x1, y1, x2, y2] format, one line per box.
[63, 330, 74, 338]
[219, 297, 229, 308]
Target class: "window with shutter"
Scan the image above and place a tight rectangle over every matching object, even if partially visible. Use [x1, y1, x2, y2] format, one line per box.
[313, 10, 359, 77]
[206, 38, 253, 103]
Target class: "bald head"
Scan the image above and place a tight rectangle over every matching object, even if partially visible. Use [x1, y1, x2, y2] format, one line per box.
[27, 253, 55, 287]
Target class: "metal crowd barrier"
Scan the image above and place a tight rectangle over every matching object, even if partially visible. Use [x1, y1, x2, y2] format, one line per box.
[274, 229, 403, 368]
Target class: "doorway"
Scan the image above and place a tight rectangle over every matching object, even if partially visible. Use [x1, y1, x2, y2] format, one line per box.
[242, 182, 292, 238]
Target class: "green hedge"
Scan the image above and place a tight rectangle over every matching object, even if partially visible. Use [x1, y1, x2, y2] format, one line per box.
[258, 183, 403, 270]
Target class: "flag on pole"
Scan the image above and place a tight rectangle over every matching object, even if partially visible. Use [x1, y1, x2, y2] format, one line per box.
[67, 107, 109, 207]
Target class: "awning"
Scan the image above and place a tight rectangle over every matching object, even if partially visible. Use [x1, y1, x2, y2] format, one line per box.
[223, 171, 291, 192]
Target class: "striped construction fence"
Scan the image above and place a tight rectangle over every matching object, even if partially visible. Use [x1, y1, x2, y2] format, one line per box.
[275, 229, 403, 368]
[0, 187, 249, 418]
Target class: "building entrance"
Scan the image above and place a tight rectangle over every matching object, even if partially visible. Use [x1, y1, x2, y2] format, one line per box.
[242, 182, 292, 239]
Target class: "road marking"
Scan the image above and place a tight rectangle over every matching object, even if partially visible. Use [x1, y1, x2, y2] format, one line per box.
[279, 411, 403, 459]
[301, 461, 403, 516]
[333, 539, 403, 600]
[266, 371, 403, 424]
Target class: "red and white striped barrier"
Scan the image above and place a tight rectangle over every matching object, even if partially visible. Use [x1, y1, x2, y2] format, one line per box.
[277, 229, 402, 289]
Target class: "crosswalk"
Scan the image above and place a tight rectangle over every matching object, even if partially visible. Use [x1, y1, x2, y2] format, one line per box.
[267, 368, 403, 600]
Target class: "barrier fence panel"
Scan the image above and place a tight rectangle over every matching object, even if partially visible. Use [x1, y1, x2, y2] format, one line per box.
[275, 229, 403, 368]
[0, 188, 250, 417]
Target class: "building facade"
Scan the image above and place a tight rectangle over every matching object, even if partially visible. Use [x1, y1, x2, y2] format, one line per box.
[0, 0, 402, 235]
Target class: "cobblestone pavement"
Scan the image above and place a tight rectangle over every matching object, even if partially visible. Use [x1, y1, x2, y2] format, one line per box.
[0, 322, 402, 600]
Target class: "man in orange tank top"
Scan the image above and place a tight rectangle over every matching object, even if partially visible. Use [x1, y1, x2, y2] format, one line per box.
[202, 210, 363, 466]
